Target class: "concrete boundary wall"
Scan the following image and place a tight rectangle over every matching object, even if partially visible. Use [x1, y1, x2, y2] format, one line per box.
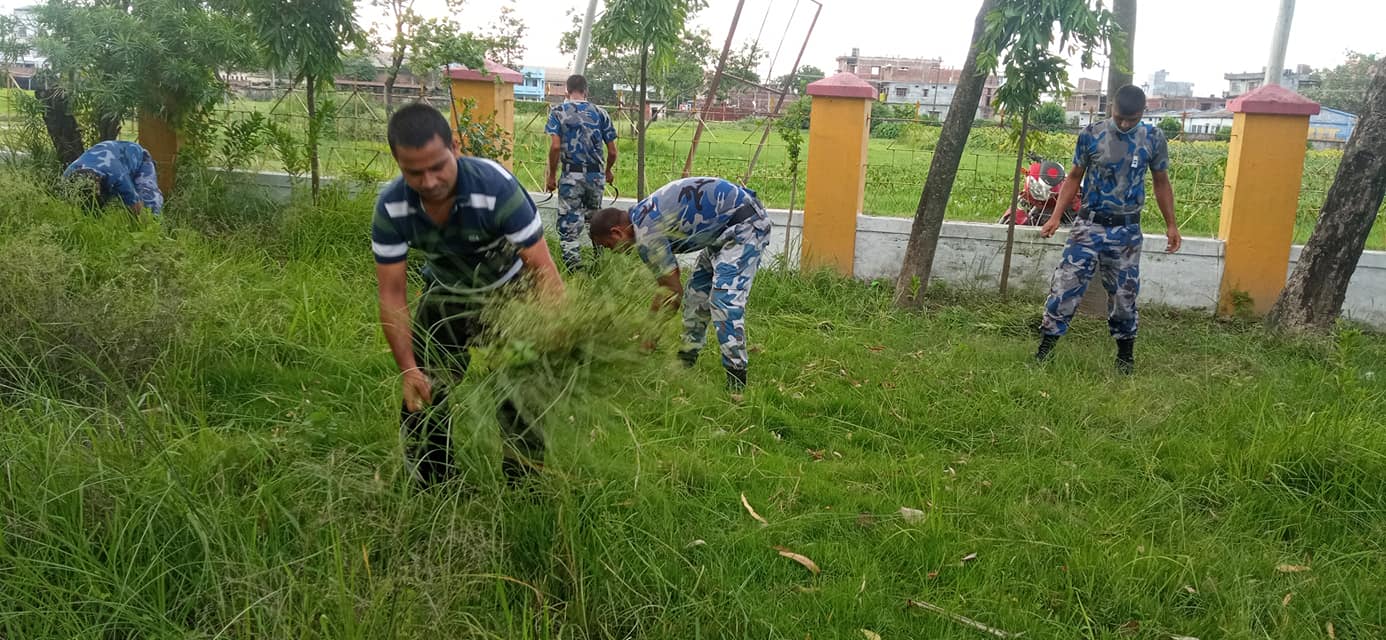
[227, 169, 1386, 329]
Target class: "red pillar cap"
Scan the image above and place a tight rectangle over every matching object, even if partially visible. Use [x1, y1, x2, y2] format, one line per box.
[1229, 84, 1321, 116]
[446, 60, 524, 84]
[807, 72, 876, 99]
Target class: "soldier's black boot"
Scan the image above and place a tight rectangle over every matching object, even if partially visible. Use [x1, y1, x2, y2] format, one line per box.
[1035, 335, 1060, 363]
[677, 349, 699, 368]
[1116, 338, 1135, 375]
[726, 367, 748, 391]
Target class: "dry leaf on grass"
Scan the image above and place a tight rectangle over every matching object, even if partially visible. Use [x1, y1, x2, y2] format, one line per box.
[1183, 585, 1197, 594]
[685, 539, 706, 549]
[866, 345, 886, 353]
[906, 599, 1020, 639]
[807, 449, 825, 461]
[899, 507, 926, 523]
[1118, 620, 1141, 635]
[773, 546, 821, 575]
[1282, 592, 1294, 607]
[741, 493, 768, 527]
[961, 552, 978, 564]
[1326, 622, 1336, 639]
[1276, 564, 1311, 573]
[861, 630, 882, 640]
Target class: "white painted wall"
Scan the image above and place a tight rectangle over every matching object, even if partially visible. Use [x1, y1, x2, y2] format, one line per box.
[227, 169, 1386, 329]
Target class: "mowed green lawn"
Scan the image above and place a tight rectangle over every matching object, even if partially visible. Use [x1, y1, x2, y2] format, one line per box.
[2, 167, 1384, 638]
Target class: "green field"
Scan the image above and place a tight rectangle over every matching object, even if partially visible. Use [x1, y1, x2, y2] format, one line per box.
[204, 94, 1368, 246]
[0, 89, 1378, 247]
[3, 166, 1386, 638]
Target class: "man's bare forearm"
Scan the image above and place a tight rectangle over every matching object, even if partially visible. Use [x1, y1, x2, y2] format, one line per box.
[1155, 180, 1177, 228]
[379, 296, 418, 373]
[547, 147, 561, 180]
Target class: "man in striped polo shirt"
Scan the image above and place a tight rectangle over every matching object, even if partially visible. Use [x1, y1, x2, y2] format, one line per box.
[372, 103, 565, 488]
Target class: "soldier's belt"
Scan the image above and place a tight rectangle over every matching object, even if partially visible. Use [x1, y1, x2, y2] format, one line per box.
[1082, 212, 1140, 226]
[563, 163, 604, 173]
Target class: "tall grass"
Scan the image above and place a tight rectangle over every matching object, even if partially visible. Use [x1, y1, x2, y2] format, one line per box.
[2, 167, 1385, 638]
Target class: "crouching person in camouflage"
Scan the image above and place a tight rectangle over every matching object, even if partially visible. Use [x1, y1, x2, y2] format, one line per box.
[545, 74, 618, 272]
[1037, 85, 1182, 374]
[589, 177, 771, 390]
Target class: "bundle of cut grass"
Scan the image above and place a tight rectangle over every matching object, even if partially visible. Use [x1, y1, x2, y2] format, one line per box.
[468, 253, 678, 421]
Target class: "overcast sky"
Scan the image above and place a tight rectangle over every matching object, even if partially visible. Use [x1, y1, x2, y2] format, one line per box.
[447, 0, 1385, 98]
[5, 0, 1382, 97]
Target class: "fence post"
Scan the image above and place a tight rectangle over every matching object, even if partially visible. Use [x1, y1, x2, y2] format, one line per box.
[1216, 85, 1319, 316]
[801, 72, 874, 276]
[137, 110, 179, 195]
[447, 61, 522, 170]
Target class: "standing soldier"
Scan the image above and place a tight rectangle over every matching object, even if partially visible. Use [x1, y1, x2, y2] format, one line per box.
[62, 140, 164, 217]
[589, 177, 771, 391]
[1036, 85, 1183, 374]
[545, 74, 618, 272]
[372, 103, 565, 488]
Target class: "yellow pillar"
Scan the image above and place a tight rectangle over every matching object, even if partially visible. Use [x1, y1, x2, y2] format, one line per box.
[1216, 85, 1320, 316]
[447, 61, 521, 170]
[801, 73, 874, 275]
[137, 110, 179, 195]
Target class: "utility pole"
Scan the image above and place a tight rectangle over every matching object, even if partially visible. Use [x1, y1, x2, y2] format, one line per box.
[574, 0, 600, 75]
[1264, 0, 1295, 86]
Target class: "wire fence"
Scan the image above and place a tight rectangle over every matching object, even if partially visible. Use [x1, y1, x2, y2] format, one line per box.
[1, 83, 1377, 246]
[510, 99, 805, 213]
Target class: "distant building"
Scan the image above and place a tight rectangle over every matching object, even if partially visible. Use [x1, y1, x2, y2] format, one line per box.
[835, 48, 1000, 120]
[2, 6, 44, 89]
[1147, 69, 1193, 98]
[1065, 77, 1105, 117]
[1147, 95, 1228, 112]
[515, 66, 545, 101]
[1140, 105, 1355, 147]
[1308, 107, 1358, 145]
[543, 67, 572, 103]
[1225, 64, 1318, 98]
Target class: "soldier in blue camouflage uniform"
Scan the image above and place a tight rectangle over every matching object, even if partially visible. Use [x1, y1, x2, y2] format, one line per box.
[589, 177, 771, 390]
[546, 74, 618, 272]
[1037, 86, 1182, 374]
[62, 140, 164, 216]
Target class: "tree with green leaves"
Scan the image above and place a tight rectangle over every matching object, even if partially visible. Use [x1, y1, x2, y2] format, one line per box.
[1303, 51, 1380, 116]
[241, 0, 364, 201]
[773, 64, 825, 96]
[1033, 102, 1069, 132]
[1268, 59, 1386, 330]
[593, 0, 704, 198]
[0, 14, 30, 89]
[560, 9, 712, 107]
[31, 0, 255, 164]
[1157, 116, 1182, 139]
[482, 0, 527, 69]
[984, 0, 1120, 295]
[894, 0, 1122, 306]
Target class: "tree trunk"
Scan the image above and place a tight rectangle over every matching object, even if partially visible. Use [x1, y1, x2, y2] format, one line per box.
[96, 112, 123, 142]
[307, 76, 321, 203]
[384, 72, 397, 114]
[892, 0, 998, 308]
[1107, 0, 1137, 102]
[636, 42, 649, 199]
[35, 79, 85, 165]
[1266, 60, 1386, 331]
[999, 109, 1030, 296]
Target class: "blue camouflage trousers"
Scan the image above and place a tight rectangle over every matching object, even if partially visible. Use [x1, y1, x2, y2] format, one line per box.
[557, 171, 605, 270]
[1041, 221, 1143, 340]
[681, 204, 772, 370]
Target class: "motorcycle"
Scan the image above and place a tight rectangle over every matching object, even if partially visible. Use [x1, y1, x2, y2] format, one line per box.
[998, 153, 1082, 227]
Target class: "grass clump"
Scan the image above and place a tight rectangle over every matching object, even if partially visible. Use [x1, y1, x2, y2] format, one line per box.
[2, 166, 1386, 639]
